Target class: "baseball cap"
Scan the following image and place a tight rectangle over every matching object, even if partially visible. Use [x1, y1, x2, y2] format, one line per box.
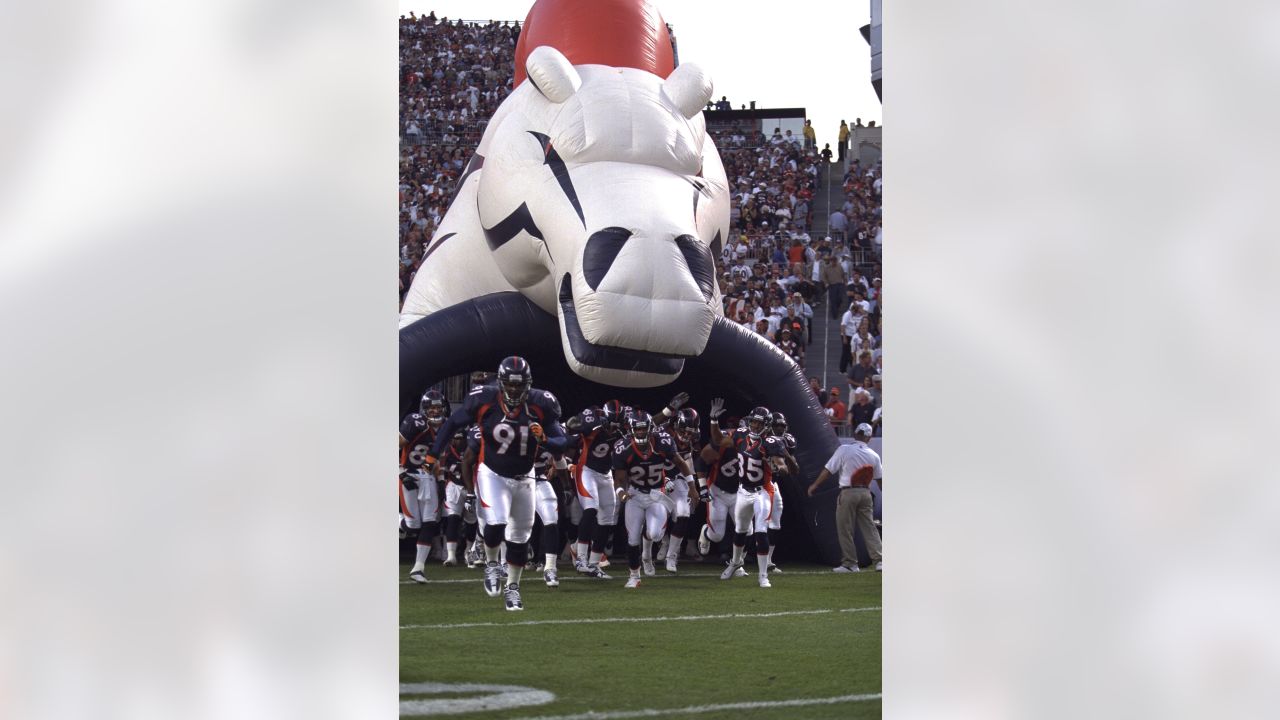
[854, 423, 873, 437]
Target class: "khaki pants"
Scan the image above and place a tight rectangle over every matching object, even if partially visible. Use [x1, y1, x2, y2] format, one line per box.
[836, 486, 881, 568]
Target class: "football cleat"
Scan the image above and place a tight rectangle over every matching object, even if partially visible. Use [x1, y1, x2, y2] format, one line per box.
[544, 567, 559, 588]
[483, 563, 503, 596]
[720, 562, 743, 580]
[832, 565, 860, 573]
[665, 557, 678, 574]
[758, 576, 772, 588]
[504, 583, 524, 611]
[500, 565, 509, 579]
[642, 557, 656, 577]
[409, 570, 427, 584]
[874, 560, 883, 572]
[698, 525, 711, 555]
[586, 565, 612, 580]
[442, 557, 456, 567]
[768, 563, 782, 574]
[734, 566, 747, 577]
[598, 555, 611, 568]
[624, 575, 642, 589]
[574, 558, 591, 574]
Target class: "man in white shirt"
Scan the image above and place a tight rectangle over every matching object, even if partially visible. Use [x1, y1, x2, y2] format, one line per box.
[838, 305, 861, 373]
[807, 423, 883, 572]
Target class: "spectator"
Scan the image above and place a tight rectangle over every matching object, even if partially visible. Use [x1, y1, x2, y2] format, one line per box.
[824, 388, 848, 432]
[837, 120, 849, 162]
[821, 143, 833, 163]
[802, 119, 816, 149]
[849, 387, 876, 430]
[828, 208, 848, 241]
[868, 373, 883, 408]
[838, 303, 861, 373]
[820, 255, 847, 319]
[847, 349, 877, 388]
[777, 328, 803, 366]
[808, 376, 829, 406]
[787, 291, 813, 344]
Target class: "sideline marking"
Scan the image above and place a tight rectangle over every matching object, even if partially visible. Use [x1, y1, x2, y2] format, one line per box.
[400, 568, 856, 585]
[514, 692, 882, 720]
[399, 682, 555, 716]
[401, 606, 880, 630]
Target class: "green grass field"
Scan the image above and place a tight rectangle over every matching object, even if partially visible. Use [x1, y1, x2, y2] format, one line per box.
[400, 558, 881, 719]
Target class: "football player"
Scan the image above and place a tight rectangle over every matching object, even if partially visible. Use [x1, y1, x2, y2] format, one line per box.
[571, 400, 626, 579]
[399, 389, 448, 583]
[707, 400, 798, 587]
[438, 428, 470, 567]
[697, 421, 741, 566]
[657, 407, 700, 573]
[426, 356, 567, 611]
[763, 411, 798, 573]
[531, 444, 564, 587]
[459, 423, 487, 568]
[612, 411, 695, 589]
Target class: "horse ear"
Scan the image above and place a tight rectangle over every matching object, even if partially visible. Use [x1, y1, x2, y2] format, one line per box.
[662, 62, 713, 119]
[525, 46, 581, 104]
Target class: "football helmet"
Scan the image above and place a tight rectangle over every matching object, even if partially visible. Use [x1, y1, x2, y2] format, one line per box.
[675, 408, 700, 441]
[746, 406, 771, 438]
[771, 411, 788, 437]
[629, 410, 653, 448]
[450, 429, 467, 452]
[420, 390, 448, 426]
[497, 356, 532, 407]
[601, 399, 624, 432]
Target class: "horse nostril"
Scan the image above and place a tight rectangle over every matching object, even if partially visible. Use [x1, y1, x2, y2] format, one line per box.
[675, 235, 716, 301]
[582, 227, 632, 291]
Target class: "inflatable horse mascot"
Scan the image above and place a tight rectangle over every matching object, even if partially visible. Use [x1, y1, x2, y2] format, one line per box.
[400, 0, 856, 565]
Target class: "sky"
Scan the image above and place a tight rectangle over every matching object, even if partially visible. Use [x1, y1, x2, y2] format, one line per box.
[399, 0, 881, 148]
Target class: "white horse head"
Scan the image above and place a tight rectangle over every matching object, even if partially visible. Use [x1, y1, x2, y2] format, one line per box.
[472, 46, 730, 387]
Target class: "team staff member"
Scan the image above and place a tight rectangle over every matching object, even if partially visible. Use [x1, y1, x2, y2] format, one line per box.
[807, 422, 883, 573]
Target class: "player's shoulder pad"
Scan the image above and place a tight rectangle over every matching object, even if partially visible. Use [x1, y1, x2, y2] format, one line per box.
[656, 431, 677, 452]
[467, 384, 498, 405]
[531, 388, 561, 417]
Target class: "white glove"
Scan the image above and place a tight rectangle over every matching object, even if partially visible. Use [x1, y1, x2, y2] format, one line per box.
[709, 397, 726, 420]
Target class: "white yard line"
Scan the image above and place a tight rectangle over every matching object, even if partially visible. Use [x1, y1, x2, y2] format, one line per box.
[401, 606, 880, 630]
[400, 568, 855, 585]
[514, 692, 882, 720]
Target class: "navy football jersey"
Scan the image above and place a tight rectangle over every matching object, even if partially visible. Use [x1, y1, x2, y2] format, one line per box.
[729, 428, 786, 492]
[532, 446, 556, 480]
[778, 432, 797, 452]
[440, 438, 466, 484]
[399, 412, 437, 474]
[612, 431, 679, 492]
[431, 384, 565, 477]
[576, 406, 620, 474]
[663, 429, 697, 475]
[708, 442, 740, 493]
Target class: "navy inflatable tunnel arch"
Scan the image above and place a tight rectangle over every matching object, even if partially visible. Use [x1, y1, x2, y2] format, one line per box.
[400, 292, 860, 566]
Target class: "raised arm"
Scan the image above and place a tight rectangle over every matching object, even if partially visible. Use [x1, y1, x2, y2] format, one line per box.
[707, 397, 730, 448]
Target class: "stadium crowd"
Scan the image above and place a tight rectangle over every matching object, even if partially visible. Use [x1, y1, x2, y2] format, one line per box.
[399, 14, 881, 403]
